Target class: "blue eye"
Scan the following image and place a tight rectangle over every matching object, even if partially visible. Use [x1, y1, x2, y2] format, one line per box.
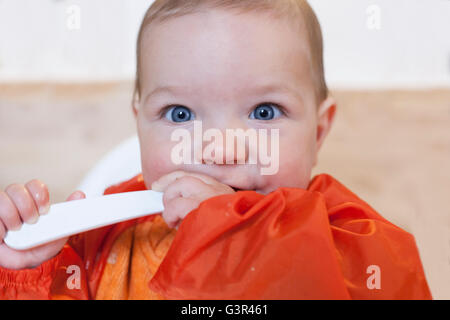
[165, 106, 194, 122]
[250, 103, 283, 120]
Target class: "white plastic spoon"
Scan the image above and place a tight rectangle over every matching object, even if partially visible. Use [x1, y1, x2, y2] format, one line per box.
[4, 190, 164, 250]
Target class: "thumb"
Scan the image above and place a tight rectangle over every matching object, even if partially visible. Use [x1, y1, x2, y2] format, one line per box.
[66, 190, 86, 202]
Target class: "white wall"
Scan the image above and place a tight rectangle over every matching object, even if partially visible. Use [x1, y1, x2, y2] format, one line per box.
[0, 0, 149, 82]
[0, 0, 449, 88]
[310, 0, 450, 88]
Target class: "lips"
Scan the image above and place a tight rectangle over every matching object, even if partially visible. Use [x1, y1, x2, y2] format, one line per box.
[230, 186, 254, 192]
[227, 181, 258, 192]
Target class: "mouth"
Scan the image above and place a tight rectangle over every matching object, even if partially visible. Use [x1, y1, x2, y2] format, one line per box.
[231, 186, 254, 192]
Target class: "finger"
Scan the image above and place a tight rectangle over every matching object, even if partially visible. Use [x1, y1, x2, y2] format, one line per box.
[0, 190, 23, 230]
[152, 171, 187, 191]
[0, 220, 6, 243]
[163, 176, 218, 205]
[162, 197, 199, 229]
[25, 179, 50, 215]
[5, 184, 39, 225]
[152, 170, 221, 192]
[0, 191, 22, 231]
[66, 191, 86, 202]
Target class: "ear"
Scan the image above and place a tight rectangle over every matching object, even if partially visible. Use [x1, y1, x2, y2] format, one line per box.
[314, 96, 336, 165]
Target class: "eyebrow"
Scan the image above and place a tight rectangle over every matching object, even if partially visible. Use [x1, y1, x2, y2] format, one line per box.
[143, 83, 304, 105]
[145, 86, 184, 99]
[249, 83, 304, 103]
[143, 86, 186, 106]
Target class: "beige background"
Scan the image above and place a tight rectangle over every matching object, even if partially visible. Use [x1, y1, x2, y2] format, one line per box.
[0, 83, 449, 299]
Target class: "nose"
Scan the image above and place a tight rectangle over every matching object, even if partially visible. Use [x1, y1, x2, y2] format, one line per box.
[194, 120, 253, 165]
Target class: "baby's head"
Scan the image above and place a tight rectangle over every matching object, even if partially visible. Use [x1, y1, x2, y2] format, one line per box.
[133, 0, 336, 194]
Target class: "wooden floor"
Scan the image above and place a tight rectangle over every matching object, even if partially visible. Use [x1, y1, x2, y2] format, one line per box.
[1, 83, 449, 299]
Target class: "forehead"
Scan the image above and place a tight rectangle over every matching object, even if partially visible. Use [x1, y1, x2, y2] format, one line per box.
[139, 9, 314, 100]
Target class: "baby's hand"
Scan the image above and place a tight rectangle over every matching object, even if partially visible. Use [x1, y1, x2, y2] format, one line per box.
[0, 179, 85, 269]
[152, 171, 235, 229]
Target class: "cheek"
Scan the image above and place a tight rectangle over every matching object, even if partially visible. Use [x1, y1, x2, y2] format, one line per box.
[137, 119, 181, 187]
[268, 125, 317, 189]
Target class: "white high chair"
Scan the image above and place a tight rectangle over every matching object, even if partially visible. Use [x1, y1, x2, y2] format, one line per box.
[77, 135, 142, 197]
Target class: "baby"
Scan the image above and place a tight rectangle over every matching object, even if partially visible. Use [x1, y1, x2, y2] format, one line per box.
[0, 0, 432, 299]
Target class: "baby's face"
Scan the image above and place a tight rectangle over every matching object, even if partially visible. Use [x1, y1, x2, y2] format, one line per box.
[135, 9, 333, 194]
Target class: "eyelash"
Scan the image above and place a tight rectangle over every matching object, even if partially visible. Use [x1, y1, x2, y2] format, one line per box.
[158, 105, 183, 119]
[253, 102, 288, 117]
[158, 102, 288, 120]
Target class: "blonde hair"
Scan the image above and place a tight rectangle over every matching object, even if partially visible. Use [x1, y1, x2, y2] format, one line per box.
[133, 0, 328, 105]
